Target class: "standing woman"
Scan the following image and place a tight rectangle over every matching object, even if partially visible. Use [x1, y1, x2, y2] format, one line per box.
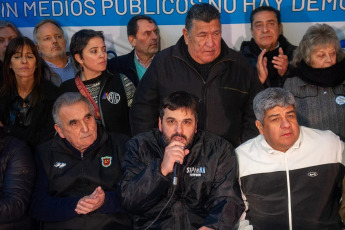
[61, 29, 134, 136]
[0, 127, 35, 230]
[283, 24, 345, 141]
[0, 37, 60, 150]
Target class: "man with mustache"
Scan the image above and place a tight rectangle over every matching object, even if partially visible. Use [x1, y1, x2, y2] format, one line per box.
[34, 19, 77, 86]
[236, 88, 345, 230]
[120, 91, 244, 229]
[240, 6, 296, 88]
[108, 15, 160, 87]
[130, 3, 263, 148]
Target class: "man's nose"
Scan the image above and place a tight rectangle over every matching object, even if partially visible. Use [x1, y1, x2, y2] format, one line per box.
[281, 118, 291, 128]
[175, 122, 183, 133]
[80, 121, 89, 133]
[205, 34, 215, 47]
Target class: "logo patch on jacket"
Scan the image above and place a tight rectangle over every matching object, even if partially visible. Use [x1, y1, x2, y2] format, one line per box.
[102, 92, 120, 104]
[101, 156, 112, 167]
[186, 167, 206, 177]
[54, 162, 66, 169]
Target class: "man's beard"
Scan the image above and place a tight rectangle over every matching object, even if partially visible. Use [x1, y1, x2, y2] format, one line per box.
[162, 132, 194, 149]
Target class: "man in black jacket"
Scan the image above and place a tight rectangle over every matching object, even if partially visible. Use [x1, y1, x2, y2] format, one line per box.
[108, 15, 160, 86]
[30, 92, 131, 230]
[240, 6, 296, 88]
[121, 91, 244, 229]
[130, 3, 263, 148]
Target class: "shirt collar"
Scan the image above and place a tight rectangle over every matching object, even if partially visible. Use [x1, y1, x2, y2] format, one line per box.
[134, 50, 154, 68]
[260, 42, 280, 51]
[45, 55, 71, 69]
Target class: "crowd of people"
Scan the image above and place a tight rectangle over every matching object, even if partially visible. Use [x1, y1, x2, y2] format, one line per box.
[0, 3, 344, 230]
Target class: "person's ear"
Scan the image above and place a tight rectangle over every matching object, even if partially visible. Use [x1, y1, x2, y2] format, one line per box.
[158, 117, 162, 132]
[128, 35, 136, 47]
[54, 124, 65, 139]
[182, 28, 189, 45]
[255, 120, 264, 135]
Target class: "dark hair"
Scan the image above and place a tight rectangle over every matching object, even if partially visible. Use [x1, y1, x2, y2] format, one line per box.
[250, 6, 281, 28]
[127, 15, 157, 37]
[33, 19, 64, 43]
[0, 37, 42, 106]
[185, 3, 220, 32]
[0, 20, 22, 37]
[159, 91, 199, 120]
[69, 29, 104, 70]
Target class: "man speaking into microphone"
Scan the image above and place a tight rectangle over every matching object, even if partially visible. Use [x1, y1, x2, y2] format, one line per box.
[120, 91, 244, 229]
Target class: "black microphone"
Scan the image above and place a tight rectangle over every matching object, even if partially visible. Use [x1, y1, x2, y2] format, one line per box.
[173, 160, 180, 186]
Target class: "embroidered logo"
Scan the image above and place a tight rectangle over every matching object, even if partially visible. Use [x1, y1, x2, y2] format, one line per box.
[102, 92, 120, 104]
[308, 172, 318, 177]
[335, 96, 345, 105]
[101, 156, 112, 167]
[54, 162, 66, 169]
[186, 166, 206, 177]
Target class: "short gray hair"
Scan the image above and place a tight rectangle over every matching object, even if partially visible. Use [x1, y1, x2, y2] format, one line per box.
[253, 88, 296, 124]
[0, 21, 22, 37]
[185, 3, 220, 33]
[52, 92, 94, 127]
[33, 19, 64, 43]
[292, 23, 345, 67]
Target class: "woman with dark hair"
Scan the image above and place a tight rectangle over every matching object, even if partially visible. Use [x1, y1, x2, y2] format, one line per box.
[0, 37, 60, 150]
[61, 29, 135, 136]
[283, 24, 345, 141]
[0, 127, 35, 230]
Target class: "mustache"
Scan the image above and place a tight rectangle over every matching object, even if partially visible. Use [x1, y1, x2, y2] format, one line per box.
[170, 133, 187, 141]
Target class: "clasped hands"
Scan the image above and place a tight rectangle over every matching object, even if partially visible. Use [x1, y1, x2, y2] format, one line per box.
[75, 186, 105, 214]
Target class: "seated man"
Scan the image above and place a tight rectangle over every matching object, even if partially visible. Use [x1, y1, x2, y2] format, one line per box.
[108, 15, 160, 86]
[236, 87, 345, 230]
[120, 91, 244, 229]
[240, 6, 296, 88]
[30, 92, 131, 230]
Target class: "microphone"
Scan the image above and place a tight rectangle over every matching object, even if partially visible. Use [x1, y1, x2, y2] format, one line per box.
[173, 160, 180, 186]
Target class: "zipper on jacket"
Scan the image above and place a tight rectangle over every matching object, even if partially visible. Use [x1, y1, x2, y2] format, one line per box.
[284, 154, 293, 230]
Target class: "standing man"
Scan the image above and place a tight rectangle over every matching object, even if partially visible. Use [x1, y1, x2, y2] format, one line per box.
[0, 21, 21, 84]
[240, 6, 296, 88]
[30, 92, 131, 230]
[236, 88, 345, 230]
[108, 15, 160, 86]
[33, 19, 76, 86]
[121, 91, 244, 229]
[130, 3, 263, 148]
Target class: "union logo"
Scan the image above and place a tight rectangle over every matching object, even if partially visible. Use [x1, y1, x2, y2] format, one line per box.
[101, 156, 112, 167]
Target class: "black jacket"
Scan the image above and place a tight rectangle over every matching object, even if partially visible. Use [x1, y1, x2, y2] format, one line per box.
[120, 129, 245, 229]
[0, 80, 60, 151]
[108, 50, 140, 87]
[130, 36, 263, 147]
[61, 71, 131, 137]
[0, 136, 35, 230]
[240, 35, 296, 88]
[30, 127, 131, 230]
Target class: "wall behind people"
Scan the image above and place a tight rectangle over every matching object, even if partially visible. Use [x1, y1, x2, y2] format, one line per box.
[2, 1, 345, 56]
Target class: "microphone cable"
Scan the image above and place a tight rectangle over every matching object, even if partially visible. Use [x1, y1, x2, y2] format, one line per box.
[144, 181, 177, 229]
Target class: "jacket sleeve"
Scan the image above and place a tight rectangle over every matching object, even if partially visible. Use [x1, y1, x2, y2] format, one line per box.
[0, 139, 35, 222]
[120, 138, 171, 214]
[202, 142, 245, 229]
[241, 65, 263, 143]
[129, 56, 160, 135]
[29, 150, 80, 222]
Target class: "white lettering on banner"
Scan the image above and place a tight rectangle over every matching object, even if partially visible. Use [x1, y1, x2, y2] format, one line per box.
[52, 1, 63, 16]
[130, 0, 141, 14]
[39, 1, 49, 17]
[341, 0, 345, 10]
[144, 0, 154, 14]
[176, 0, 188, 14]
[163, 0, 174, 14]
[1, 2, 18, 17]
[322, 0, 336, 10]
[224, 0, 236, 13]
[24, 2, 36, 17]
[293, 0, 342, 11]
[307, 0, 319, 11]
[244, 0, 255, 13]
[276, 0, 283, 10]
[102, 0, 113, 15]
[85, 0, 96, 15]
[71, 0, 82, 16]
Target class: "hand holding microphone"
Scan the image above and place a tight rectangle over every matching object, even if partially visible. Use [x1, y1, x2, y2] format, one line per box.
[161, 140, 189, 177]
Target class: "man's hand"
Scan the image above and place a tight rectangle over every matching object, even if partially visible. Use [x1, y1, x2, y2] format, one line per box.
[75, 186, 105, 214]
[161, 140, 189, 176]
[272, 47, 288, 77]
[0, 121, 3, 127]
[199, 227, 214, 230]
[257, 49, 268, 84]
